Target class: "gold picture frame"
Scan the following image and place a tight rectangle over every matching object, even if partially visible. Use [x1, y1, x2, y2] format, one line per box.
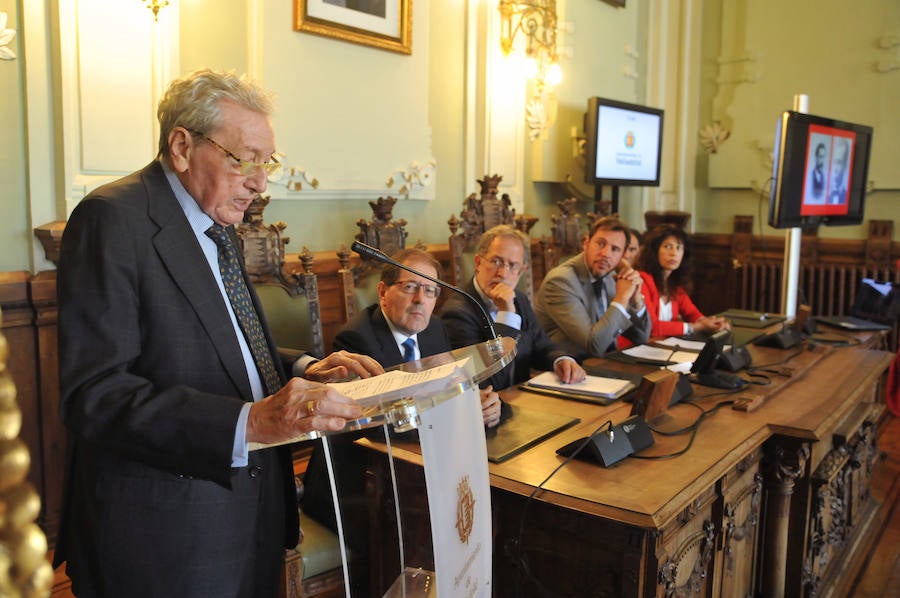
[294, 0, 412, 55]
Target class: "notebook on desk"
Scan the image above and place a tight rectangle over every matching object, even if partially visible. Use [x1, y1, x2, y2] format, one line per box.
[716, 309, 786, 329]
[816, 278, 900, 332]
[485, 405, 580, 463]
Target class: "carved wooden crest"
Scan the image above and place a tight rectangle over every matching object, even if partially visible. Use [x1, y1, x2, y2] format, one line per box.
[355, 196, 409, 260]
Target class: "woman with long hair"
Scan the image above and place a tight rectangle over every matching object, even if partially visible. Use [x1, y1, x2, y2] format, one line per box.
[638, 224, 729, 337]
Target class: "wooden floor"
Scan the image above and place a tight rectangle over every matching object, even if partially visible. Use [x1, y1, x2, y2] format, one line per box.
[46, 414, 900, 598]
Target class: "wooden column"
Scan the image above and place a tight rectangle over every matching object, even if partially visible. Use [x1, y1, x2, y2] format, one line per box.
[761, 441, 810, 597]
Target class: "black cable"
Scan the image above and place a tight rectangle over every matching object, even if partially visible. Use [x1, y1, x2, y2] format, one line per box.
[511, 420, 613, 597]
[636, 398, 736, 459]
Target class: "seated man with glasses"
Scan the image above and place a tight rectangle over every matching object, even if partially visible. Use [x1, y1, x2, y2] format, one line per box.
[329, 247, 500, 426]
[301, 249, 501, 568]
[440, 225, 585, 392]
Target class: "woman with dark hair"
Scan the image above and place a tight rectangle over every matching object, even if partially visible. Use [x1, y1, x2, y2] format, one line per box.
[638, 224, 729, 337]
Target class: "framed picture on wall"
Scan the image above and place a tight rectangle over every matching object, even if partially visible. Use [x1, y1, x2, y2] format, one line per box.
[294, 0, 412, 55]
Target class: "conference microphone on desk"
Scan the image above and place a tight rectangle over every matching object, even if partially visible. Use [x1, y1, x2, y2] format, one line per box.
[350, 241, 500, 341]
[718, 330, 752, 372]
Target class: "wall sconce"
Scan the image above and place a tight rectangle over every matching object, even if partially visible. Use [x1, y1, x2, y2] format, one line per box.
[142, 0, 170, 21]
[498, 0, 562, 94]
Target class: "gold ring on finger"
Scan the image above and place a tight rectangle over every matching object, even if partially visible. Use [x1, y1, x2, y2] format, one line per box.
[306, 400, 317, 416]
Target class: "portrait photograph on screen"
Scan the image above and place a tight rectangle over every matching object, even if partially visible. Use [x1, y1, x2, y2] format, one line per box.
[583, 97, 663, 186]
[768, 110, 873, 229]
[800, 124, 856, 216]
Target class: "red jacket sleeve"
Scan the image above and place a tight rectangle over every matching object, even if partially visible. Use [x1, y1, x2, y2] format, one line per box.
[639, 272, 705, 338]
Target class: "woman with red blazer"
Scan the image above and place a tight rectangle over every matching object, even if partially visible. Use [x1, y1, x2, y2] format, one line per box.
[637, 224, 730, 338]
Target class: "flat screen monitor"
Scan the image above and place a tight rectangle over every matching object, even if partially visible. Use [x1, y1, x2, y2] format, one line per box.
[583, 97, 664, 186]
[768, 111, 873, 229]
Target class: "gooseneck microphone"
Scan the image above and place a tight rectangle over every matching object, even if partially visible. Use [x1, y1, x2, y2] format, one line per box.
[350, 241, 499, 341]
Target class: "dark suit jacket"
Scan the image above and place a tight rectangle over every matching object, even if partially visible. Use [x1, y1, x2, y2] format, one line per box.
[440, 280, 568, 390]
[55, 161, 298, 597]
[301, 304, 453, 537]
[333, 303, 452, 367]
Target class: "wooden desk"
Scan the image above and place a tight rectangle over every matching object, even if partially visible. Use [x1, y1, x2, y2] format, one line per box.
[358, 341, 895, 597]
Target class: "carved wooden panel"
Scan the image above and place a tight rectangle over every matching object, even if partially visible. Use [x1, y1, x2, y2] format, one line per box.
[802, 416, 879, 596]
[656, 485, 718, 597]
[716, 448, 764, 598]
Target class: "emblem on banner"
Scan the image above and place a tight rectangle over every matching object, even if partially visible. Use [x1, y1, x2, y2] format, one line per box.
[455, 475, 476, 544]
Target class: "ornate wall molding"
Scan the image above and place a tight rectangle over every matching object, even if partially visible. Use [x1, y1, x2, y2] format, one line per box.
[0, 11, 16, 60]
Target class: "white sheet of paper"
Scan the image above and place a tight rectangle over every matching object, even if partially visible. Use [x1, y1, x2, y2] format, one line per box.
[655, 337, 706, 352]
[622, 344, 697, 365]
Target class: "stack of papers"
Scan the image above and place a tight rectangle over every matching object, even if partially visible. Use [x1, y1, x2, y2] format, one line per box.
[521, 371, 636, 404]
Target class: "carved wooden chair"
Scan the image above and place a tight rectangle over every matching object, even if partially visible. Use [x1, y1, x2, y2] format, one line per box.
[236, 195, 325, 358]
[279, 476, 346, 598]
[447, 174, 538, 300]
[336, 196, 411, 326]
[540, 196, 587, 274]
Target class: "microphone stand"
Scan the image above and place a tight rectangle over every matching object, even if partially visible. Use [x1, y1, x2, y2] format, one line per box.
[351, 241, 500, 342]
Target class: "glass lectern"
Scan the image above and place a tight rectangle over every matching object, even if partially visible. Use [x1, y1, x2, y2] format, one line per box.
[297, 337, 516, 597]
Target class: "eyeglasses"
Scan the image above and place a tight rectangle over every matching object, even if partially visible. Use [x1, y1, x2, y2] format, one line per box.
[484, 256, 523, 275]
[190, 130, 282, 177]
[391, 280, 441, 299]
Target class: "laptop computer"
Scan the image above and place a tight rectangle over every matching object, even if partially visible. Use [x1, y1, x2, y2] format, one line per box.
[816, 278, 900, 332]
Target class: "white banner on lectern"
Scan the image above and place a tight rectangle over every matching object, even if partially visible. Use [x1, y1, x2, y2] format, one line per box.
[418, 387, 492, 597]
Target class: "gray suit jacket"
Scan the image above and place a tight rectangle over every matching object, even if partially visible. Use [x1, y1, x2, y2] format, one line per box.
[534, 253, 651, 359]
[55, 161, 298, 597]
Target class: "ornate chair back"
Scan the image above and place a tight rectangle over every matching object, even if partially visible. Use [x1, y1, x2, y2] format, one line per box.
[448, 175, 538, 300]
[236, 196, 325, 358]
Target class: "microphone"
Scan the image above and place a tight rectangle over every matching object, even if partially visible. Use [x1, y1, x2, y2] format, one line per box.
[719, 330, 751, 371]
[351, 241, 499, 341]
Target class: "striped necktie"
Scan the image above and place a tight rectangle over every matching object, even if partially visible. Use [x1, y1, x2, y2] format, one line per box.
[206, 224, 282, 395]
[401, 338, 416, 363]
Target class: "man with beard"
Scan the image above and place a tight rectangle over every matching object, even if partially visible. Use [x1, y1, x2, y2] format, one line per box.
[535, 216, 651, 359]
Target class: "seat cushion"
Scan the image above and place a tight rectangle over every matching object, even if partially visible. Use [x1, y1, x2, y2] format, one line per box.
[293, 511, 344, 579]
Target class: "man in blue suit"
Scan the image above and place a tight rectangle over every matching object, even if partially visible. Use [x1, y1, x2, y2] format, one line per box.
[55, 69, 382, 597]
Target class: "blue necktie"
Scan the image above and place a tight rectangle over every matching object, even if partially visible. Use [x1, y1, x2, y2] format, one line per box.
[401, 338, 416, 363]
[206, 224, 282, 395]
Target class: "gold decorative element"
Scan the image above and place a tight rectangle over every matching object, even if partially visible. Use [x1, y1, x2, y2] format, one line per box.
[0, 310, 53, 597]
[0, 11, 16, 61]
[699, 121, 731, 154]
[279, 166, 320, 192]
[499, 1, 560, 90]
[499, 1, 562, 140]
[385, 160, 437, 198]
[141, 0, 169, 22]
[455, 475, 475, 544]
[294, 0, 412, 55]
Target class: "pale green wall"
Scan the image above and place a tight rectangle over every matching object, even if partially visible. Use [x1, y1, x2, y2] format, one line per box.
[0, 2, 31, 272]
[5, 1, 898, 273]
[692, 0, 900, 238]
[527, 0, 647, 237]
[262, 0, 469, 253]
